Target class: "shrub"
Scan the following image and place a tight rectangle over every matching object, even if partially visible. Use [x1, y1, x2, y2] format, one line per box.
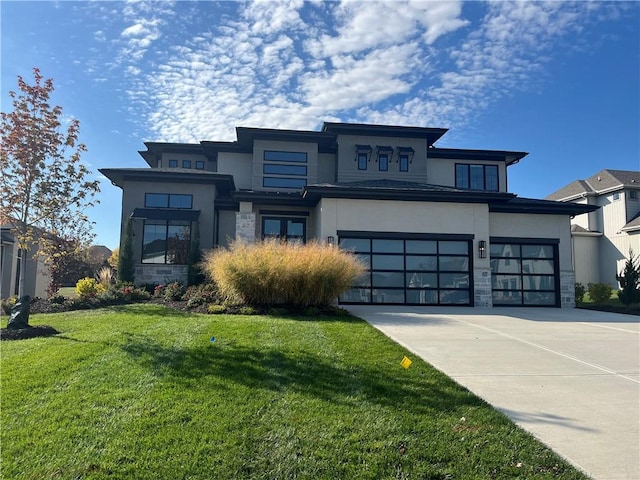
[587, 282, 613, 305]
[203, 240, 365, 307]
[75, 277, 105, 298]
[239, 306, 257, 315]
[616, 249, 640, 307]
[153, 284, 165, 298]
[49, 294, 66, 305]
[95, 266, 115, 289]
[207, 304, 227, 314]
[575, 282, 586, 303]
[1, 296, 17, 315]
[164, 282, 185, 301]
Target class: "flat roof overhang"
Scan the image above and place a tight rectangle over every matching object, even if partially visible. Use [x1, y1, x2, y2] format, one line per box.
[99, 168, 235, 194]
[322, 122, 448, 147]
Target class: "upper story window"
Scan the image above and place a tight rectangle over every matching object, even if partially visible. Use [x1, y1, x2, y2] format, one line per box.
[379, 154, 388, 171]
[399, 154, 409, 172]
[629, 191, 638, 200]
[145, 193, 193, 209]
[455, 164, 499, 192]
[195, 160, 205, 170]
[613, 192, 620, 201]
[263, 150, 307, 189]
[358, 153, 368, 170]
[182, 160, 192, 169]
[168, 159, 178, 168]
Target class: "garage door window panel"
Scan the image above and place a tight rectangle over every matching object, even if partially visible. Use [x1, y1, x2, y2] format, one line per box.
[372, 272, 404, 287]
[406, 240, 437, 254]
[439, 256, 469, 271]
[372, 239, 404, 253]
[406, 256, 437, 271]
[407, 272, 437, 288]
[406, 290, 438, 304]
[372, 255, 404, 270]
[372, 289, 405, 304]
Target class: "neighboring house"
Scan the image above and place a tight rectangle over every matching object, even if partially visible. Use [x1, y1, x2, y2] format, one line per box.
[546, 169, 640, 288]
[100, 122, 596, 308]
[0, 225, 50, 299]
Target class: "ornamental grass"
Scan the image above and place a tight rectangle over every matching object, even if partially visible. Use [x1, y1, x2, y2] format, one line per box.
[203, 240, 365, 307]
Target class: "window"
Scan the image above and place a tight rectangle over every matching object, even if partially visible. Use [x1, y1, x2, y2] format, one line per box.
[145, 193, 193, 209]
[630, 191, 638, 200]
[263, 164, 307, 176]
[455, 164, 499, 191]
[264, 151, 307, 162]
[379, 153, 389, 171]
[195, 160, 205, 170]
[263, 151, 308, 189]
[182, 160, 192, 169]
[613, 192, 620, 201]
[142, 220, 191, 264]
[168, 159, 178, 168]
[358, 153, 368, 170]
[399, 154, 409, 172]
[262, 217, 306, 243]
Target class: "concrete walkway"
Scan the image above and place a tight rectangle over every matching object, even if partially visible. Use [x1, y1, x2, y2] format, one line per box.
[347, 306, 640, 480]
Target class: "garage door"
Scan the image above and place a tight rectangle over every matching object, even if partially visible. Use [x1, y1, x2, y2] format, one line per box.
[338, 233, 473, 305]
[490, 239, 559, 307]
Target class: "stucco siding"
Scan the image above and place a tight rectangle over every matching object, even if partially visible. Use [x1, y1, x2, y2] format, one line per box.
[217, 152, 252, 189]
[489, 213, 573, 270]
[317, 152, 336, 184]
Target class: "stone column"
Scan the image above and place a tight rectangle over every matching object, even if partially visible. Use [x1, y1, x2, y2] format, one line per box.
[473, 268, 493, 308]
[560, 270, 576, 308]
[235, 202, 256, 243]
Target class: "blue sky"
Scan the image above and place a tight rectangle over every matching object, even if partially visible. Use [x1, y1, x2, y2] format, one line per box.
[2, 0, 638, 250]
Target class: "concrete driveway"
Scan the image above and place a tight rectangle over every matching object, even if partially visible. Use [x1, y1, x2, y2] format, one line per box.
[347, 306, 640, 480]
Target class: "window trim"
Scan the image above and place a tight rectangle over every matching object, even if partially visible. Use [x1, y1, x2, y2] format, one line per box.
[168, 159, 178, 168]
[357, 152, 368, 170]
[195, 160, 205, 170]
[261, 216, 307, 243]
[182, 159, 192, 169]
[399, 154, 409, 172]
[379, 153, 389, 171]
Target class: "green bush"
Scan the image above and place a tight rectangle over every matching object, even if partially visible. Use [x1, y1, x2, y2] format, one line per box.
[203, 240, 365, 307]
[587, 282, 613, 305]
[207, 304, 227, 315]
[616, 249, 640, 307]
[575, 282, 586, 303]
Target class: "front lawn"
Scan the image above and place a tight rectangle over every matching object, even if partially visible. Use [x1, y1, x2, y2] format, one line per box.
[1, 305, 587, 479]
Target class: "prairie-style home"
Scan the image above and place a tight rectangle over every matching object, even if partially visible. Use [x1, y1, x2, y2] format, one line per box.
[100, 122, 596, 308]
[546, 169, 640, 288]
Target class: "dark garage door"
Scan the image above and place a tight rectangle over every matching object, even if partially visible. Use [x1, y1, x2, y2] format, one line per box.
[338, 233, 473, 306]
[490, 239, 560, 307]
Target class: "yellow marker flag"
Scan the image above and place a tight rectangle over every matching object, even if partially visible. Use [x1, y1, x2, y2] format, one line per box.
[400, 356, 412, 369]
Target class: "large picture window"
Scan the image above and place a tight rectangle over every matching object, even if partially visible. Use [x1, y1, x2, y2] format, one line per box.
[262, 217, 306, 243]
[455, 164, 499, 191]
[142, 220, 191, 264]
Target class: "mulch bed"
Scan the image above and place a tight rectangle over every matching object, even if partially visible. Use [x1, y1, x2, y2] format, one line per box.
[1, 325, 60, 341]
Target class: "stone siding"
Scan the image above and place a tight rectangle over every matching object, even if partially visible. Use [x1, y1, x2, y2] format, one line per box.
[135, 265, 188, 286]
[560, 270, 576, 308]
[235, 212, 256, 243]
[473, 268, 493, 308]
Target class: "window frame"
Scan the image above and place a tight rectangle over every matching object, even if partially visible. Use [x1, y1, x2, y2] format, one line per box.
[399, 154, 409, 172]
[195, 160, 205, 170]
[168, 159, 178, 168]
[261, 216, 307, 243]
[182, 160, 192, 169]
[378, 153, 389, 171]
[455, 163, 499, 192]
[144, 193, 193, 209]
[357, 152, 368, 171]
[141, 219, 192, 265]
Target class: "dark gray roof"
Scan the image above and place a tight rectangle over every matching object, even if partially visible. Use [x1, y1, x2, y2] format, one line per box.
[622, 211, 640, 232]
[315, 179, 467, 193]
[546, 169, 640, 201]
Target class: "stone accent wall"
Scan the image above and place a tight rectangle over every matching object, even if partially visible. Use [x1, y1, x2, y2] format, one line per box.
[135, 265, 188, 286]
[473, 268, 492, 308]
[235, 212, 256, 243]
[560, 270, 576, 308]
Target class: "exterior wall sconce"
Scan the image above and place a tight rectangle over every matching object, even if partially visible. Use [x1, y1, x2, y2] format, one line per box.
[478, 240, 487, 258]
[327, 236, 335, 246]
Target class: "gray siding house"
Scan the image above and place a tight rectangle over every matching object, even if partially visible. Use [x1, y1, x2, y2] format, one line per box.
[546, 169, 640, 288]
[101, 122, 596, 308]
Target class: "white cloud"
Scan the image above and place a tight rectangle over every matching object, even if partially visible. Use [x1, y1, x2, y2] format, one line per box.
[100, 0, 631, 144]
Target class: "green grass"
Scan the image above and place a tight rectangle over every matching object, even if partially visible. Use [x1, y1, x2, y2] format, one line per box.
[1, 305, 587, 479]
